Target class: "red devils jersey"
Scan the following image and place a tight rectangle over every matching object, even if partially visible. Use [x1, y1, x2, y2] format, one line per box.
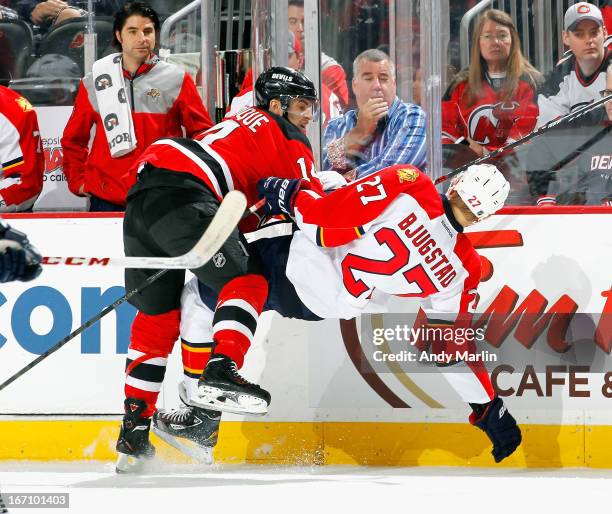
[125, 107, 324, 206]
[286, 165, 481, 319]
[0, 86, 44, 211]
[442, 78, 538, 151]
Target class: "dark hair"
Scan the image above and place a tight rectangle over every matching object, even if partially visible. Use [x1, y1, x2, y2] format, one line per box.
[112, 2, 160, 50]
[288, 0, 304, 7]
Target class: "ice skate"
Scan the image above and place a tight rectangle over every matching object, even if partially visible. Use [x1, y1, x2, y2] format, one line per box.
[193, 354, 271, 416]
[152, 383, 220, 464]
[115, 398, 156, 473]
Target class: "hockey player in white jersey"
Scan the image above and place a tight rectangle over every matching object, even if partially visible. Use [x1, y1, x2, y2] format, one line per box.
[156, 163, 521, 464]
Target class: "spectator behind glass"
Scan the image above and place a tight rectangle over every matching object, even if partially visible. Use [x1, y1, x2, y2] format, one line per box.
[537, 2, 610, 126]
[0, 86, 44, 212]
[14, 0, 87, 30]
[0, 4, 19, 20]
[288, 0, 349, 107]
[442, 9, 541, 157]
[14, 0, 125, 30]
[568, 64, 612, 206]
[226, 31, 342, 128]
[528, 2, 611, 205]
[323, 49, 426, 181]
[61, 2, 213, 212]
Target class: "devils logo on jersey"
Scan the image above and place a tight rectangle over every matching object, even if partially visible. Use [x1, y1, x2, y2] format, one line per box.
[467, 101, 520, 146]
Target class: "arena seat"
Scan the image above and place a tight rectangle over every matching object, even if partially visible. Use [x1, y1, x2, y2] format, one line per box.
[38, 17, 115, 76]
[0, 20, 34, 86]
[10, 53, 82, 106]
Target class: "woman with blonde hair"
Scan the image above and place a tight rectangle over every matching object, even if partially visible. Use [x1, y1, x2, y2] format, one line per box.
[442, 9, 542, 156]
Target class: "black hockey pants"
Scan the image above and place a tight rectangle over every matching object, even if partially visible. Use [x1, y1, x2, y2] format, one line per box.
[123, 166, 261, 315]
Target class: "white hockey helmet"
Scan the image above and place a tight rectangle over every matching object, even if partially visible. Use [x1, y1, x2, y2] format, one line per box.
[450, 164, 510, 219]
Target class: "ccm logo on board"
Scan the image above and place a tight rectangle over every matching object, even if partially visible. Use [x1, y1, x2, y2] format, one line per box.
[42, 257, 110, 266]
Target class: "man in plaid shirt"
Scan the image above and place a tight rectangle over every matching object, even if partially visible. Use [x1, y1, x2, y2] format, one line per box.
[323, 49, 427, 181]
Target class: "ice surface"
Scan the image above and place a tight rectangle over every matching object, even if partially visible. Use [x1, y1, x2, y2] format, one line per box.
[1, 462, 611, 513]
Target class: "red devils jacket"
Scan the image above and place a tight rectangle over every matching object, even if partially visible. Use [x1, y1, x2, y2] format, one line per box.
[61, 57, 213, 206]
[442, 76, 538, 151]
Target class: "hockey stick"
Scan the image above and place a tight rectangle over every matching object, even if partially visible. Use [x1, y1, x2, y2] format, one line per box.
[42, 193, 246, 269]
[547, 123, 612, 172]
[41, 198, 266, 268]
[434, 93, 612, 185]
[0, 190, 248, 393]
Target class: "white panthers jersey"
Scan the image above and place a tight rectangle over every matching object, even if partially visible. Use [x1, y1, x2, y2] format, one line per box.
[286, 165, 481, 320]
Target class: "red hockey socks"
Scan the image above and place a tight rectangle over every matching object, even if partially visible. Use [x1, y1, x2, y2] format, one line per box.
[124, 309, 180, 418]
[212, 274, 268, 368]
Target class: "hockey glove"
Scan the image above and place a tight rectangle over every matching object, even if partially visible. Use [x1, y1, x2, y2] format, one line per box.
[256, 177, 304, 217]
[470, 397, 522, 463]
[0, 221, 43, 283]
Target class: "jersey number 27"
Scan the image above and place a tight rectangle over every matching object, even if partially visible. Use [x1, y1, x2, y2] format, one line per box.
[341, 227, 439, 298]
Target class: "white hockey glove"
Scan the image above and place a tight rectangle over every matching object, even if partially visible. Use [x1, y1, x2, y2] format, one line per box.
[317, 170, 348, 192]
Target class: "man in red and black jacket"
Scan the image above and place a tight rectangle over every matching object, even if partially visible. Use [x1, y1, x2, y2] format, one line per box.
[61, 2, 213, 211]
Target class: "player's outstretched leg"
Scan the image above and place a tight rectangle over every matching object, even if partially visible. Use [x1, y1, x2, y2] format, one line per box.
[152, 382, 221, 464]
[115, 398, 156, 473]
[195, 353, 271, 416]
[470, 397, 522, 463]
[189, 274, 271, 415]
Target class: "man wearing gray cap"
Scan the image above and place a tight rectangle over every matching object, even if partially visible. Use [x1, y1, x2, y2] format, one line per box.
[537, 2, 610, 126]
[527, 2, 611, 205]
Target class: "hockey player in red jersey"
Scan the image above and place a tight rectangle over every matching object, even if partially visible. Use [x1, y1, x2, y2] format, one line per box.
[159, 164, 522, 465]
[115, 66, 325, 472]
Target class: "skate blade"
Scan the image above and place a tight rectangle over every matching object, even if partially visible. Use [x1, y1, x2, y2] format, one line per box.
[152, 426, 214, 465]
[115, 452, 150, 474]
[194, 386, 268, 416]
